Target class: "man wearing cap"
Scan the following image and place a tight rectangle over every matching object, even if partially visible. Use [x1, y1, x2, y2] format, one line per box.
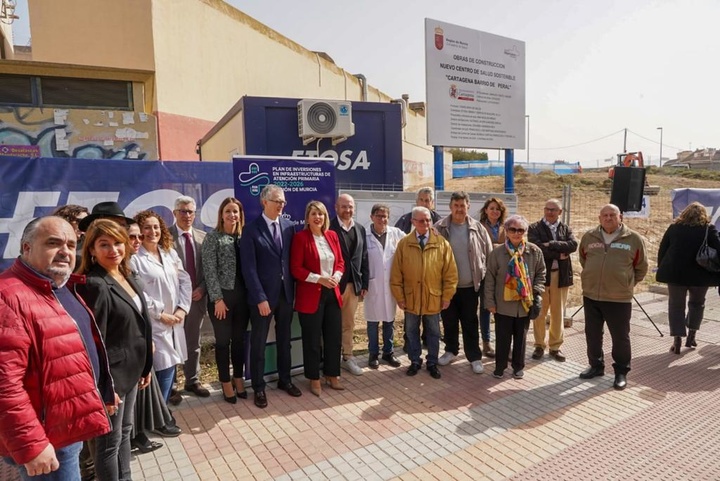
[169, 196, 210, 398]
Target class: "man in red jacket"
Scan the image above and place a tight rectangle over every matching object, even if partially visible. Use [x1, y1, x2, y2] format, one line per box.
[0, 216, 113, 480]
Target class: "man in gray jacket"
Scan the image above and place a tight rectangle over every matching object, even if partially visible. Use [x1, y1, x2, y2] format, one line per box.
[435, 191, 494, 374]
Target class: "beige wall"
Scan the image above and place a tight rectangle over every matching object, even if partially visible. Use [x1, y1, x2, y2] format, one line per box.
[28, 0, 155, 71]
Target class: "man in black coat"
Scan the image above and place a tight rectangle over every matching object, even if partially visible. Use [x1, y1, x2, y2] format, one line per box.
[330, 194, 369, 376]
[527, 198, 577, 362]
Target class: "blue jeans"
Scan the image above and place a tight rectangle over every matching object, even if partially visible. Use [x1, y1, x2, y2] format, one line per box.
[6, 441, 82, 481]
[479, 308, 492, 342]
[367, 321, 395, 356]
[155, 366, 176, 404]
[404, 312, 440, 366]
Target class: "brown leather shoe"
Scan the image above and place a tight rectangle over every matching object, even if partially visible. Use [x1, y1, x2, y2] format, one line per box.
[168, 389, 183, 406]
[549, 349, 566, 362]
[324, 376, 345, 390]
[309, 379, 322, 397]
[184, 382, 210, 398]
[483, 341, 496, 358]
[531, 347, 544, 360]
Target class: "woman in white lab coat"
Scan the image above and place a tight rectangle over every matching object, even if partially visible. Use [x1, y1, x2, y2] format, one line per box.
[131, 210, 192, 404]
[363, 204, 406, 369]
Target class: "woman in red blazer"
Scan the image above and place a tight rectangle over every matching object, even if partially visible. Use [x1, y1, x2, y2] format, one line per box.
[291, 200, 345, 396]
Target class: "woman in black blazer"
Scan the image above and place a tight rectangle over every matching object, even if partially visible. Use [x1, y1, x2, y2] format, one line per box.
[657, 202, 720, 353]
[77, 219, 153, 481]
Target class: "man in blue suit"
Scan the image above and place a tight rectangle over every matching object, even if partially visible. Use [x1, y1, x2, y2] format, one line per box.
[240, 184, 301, 408]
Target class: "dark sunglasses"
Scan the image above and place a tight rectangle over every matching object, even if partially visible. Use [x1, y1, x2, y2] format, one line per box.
[506, 227, 526, 234]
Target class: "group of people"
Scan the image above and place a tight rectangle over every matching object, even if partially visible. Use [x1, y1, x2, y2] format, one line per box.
[3, 179, 717, 481]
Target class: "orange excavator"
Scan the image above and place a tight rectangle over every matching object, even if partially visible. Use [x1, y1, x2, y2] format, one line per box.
[608, 151, 644, 180]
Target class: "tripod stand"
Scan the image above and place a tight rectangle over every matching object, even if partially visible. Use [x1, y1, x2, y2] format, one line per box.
[569, 296, 663, 337]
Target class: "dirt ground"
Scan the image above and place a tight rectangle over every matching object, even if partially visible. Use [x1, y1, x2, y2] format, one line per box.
[191, 169, 718, 384]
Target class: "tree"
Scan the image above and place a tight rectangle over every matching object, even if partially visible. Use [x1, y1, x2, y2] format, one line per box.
[448, 148, 488, 162]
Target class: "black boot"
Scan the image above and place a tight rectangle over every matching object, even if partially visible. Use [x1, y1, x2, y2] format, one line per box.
[686, 329, 697, 348]
[670, 336, 682, 354]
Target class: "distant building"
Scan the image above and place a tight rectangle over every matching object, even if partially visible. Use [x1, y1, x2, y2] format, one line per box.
[665, 148, 720, 170]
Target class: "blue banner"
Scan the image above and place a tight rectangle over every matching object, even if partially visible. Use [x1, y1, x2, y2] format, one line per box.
[671, 188, 720, 228]
[0, 156, 235, 271]
[232, 156, 336, 227]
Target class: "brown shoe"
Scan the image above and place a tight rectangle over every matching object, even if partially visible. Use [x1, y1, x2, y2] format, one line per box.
[549, 349, 566, 362]
[324, 376, 345, 390]
[168, 389, 183, 406]
[184, 382, 210, 398]
[309, 379, 322, 397]
[483, 341, 496, 358]
[531, 347, 544, 360]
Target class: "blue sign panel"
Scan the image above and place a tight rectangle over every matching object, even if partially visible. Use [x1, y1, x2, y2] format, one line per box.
[241, 96, 403, 190]
[232, 156, 336, 228]
[0, 156, 234, 271]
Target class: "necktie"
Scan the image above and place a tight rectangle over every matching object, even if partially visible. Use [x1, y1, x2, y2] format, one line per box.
[183, 232, 197, 288]
[419, 234, 426, 249]
[272, 222, 282, 251]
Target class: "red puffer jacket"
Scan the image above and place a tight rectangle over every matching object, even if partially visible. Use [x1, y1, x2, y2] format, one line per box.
[0, 259, 112, 465]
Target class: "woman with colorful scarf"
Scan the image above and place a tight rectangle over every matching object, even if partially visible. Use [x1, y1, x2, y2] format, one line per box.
[484, 215, 546, 379]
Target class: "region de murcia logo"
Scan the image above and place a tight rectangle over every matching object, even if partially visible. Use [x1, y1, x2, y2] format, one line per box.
[434, 27, 444, 50]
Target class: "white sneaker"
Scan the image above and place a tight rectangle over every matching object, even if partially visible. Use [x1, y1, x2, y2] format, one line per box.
[342, 357, 364, 376]
[471, 360, 485, 374]
[438, 352, 457, 366]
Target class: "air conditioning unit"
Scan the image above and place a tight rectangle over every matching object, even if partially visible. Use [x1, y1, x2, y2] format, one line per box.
[298, 99, 355, 139]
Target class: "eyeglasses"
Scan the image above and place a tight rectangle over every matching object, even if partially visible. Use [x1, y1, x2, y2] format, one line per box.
[128, 234, 142, 240]
[176, 209, 195, 215]
[506, 227, 526, 234]
[412, 218, 431, 223]
[268, 199, 287, 206]
[544, 207, 559, 212]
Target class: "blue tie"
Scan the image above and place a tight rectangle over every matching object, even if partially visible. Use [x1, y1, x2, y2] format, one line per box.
[419, 234, 426, 249]
[272, 222, 282, 251]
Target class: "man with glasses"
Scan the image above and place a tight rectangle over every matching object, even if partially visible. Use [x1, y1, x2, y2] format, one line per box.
[241, 185, 300, 408]
[528, 199, 577, 362]
[169, 196, 210, 398]
[330, 194, 369, 376]
[390, 207, 457, 379]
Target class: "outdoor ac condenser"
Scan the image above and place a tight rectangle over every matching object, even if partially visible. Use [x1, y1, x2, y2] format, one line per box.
[297, 99, 355, 138]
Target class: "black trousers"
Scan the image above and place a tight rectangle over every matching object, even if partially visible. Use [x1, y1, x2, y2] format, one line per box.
[208, 281, 250, 383]
[298, 287, 342, 379]
[494, 313, 529, 373]
[667, 284, 709, 336]
[583, 297, 632, 375]
[441, 286, 482, 362]
[249, 291, 294, 391]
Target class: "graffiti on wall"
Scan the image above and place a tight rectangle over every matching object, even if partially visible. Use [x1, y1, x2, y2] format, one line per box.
[0, 106, 159, 160]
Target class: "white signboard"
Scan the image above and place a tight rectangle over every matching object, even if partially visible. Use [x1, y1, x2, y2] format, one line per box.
[425, 18, 526, 149]
[623, 195, 650, 219]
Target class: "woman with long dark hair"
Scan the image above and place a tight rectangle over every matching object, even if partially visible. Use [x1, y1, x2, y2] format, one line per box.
[657, 202, 720, 353]
[77, 219, 153, 481]
[131, 210, 192, 404]
[201, 197, 251, 403]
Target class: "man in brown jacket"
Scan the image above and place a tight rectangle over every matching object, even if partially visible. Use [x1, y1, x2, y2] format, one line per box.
[390, 207, 458, 379]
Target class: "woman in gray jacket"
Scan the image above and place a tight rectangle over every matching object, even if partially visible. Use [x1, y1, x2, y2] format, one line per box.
[484, 215, 546, 379]
[202, 197, 250, 404]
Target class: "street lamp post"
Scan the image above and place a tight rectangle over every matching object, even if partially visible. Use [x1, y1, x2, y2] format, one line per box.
[657, 127, 663, 167]
[525, 114, 530, 164]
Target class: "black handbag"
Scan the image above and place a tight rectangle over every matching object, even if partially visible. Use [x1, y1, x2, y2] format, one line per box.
[696, 225, 720, 272]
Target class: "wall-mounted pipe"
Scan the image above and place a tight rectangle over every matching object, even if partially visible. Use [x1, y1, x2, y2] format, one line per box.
[353, 73, 367, 101]
[391, 97, 407, 129]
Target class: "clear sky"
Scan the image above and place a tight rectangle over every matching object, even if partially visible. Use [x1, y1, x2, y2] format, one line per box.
[8, 0, 720, 166]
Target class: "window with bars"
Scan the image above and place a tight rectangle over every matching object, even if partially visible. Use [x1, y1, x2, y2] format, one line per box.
[0, 74, 133, 110]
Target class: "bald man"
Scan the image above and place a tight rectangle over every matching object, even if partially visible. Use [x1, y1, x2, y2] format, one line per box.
[330, 194, 369, 376]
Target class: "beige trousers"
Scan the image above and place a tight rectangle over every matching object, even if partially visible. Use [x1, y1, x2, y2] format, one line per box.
[341, 284, 360, 358]
[533, 270, 568, 350]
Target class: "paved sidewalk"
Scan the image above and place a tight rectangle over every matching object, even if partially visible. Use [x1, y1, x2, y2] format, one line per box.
[4, 290, 720, 480]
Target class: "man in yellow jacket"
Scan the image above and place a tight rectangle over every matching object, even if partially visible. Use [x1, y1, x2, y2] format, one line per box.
[390, 207, 458, 379]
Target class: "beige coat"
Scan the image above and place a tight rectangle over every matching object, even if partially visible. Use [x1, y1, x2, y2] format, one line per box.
[484, 242, 546, 318]
[390, 230, 458, 315]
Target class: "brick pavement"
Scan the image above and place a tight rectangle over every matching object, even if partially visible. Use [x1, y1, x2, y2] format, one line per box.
[3, 290, 720, 480]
